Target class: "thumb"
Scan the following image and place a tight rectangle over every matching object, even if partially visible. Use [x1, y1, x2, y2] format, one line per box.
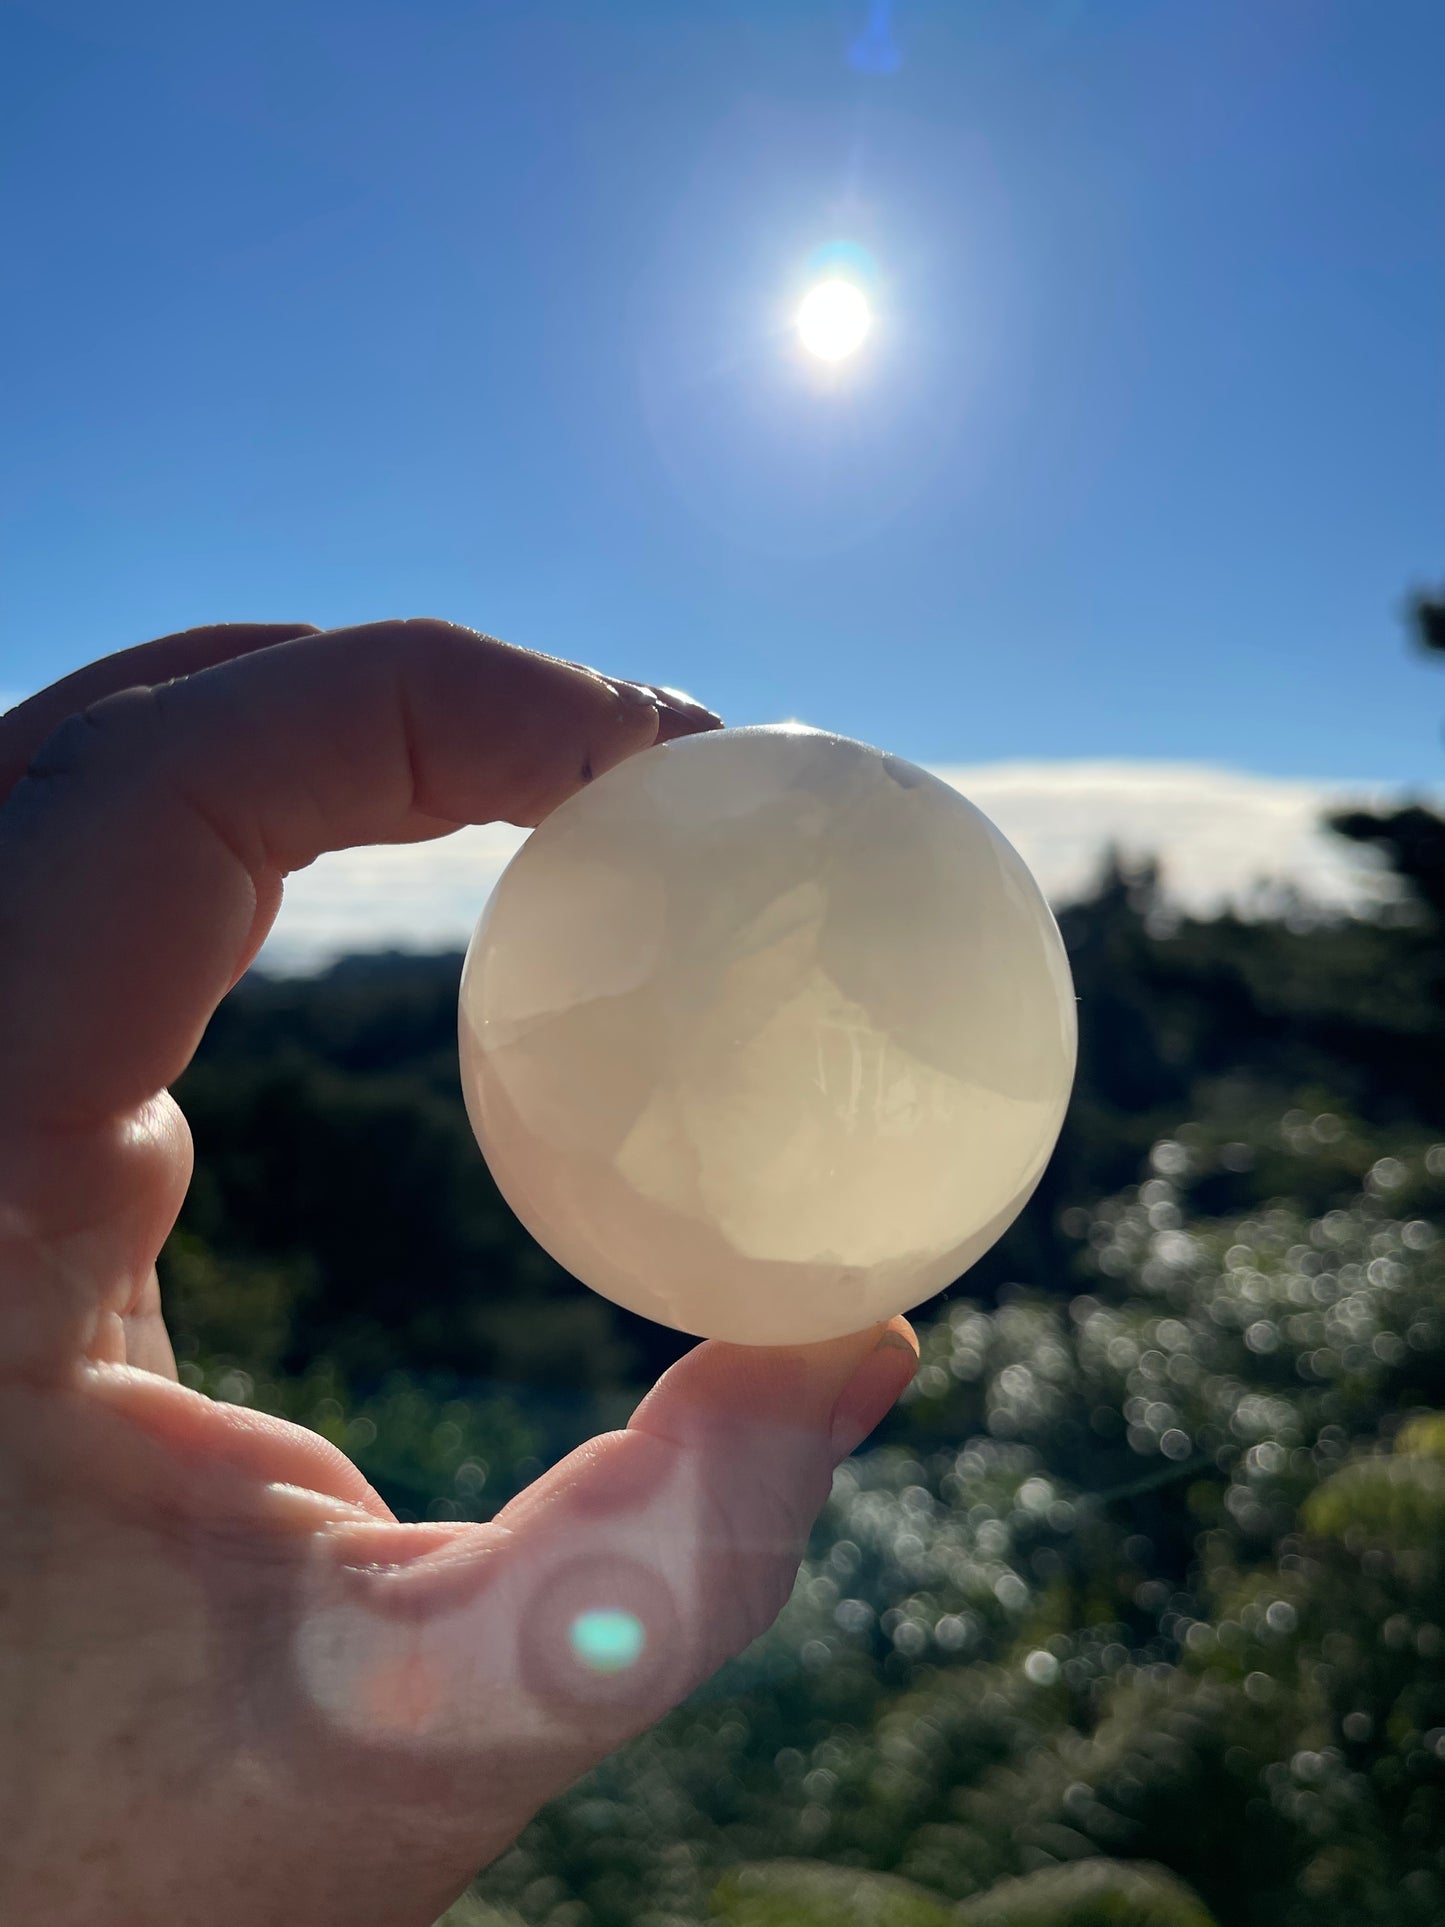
[290, 1320, 917, 1806]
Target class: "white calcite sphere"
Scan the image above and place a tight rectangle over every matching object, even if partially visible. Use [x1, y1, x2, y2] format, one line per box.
[458, 725, 1077, 1346]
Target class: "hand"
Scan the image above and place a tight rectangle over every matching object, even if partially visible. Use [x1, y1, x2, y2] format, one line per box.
[0, 620, 918, 1927]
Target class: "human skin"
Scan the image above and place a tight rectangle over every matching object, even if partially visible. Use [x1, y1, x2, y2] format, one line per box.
[0, 619, 918, 1927]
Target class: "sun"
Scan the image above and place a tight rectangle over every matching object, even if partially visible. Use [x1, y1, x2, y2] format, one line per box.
[796, 278, 871, 362]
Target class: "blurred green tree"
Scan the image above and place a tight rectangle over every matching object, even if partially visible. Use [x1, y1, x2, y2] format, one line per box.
[1406, 586, 1445, 661]
[957, 1859, 1216, 1926]
[713, 1859, 953, 1926]
[168, 570, 1445, 1925]
[1329, 582, 1445, 920]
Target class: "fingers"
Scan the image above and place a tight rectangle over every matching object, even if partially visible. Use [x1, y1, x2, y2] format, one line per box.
[290, 1319, 918, 1822]
[82, 1360, 396, 1521]
[0, 624, 321, 803]
[0, 619, 698, 1134]
[0, 617, 718, 1371]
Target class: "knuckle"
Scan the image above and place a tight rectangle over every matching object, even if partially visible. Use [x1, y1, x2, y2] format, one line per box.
[708, 1454, 822, 1628]
[23, 706, 106, 784]
[23, 686, 155, 784]
[355, 617, 506, 695]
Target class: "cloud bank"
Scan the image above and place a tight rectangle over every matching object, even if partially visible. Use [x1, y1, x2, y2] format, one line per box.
[256, 759, 1428, 974]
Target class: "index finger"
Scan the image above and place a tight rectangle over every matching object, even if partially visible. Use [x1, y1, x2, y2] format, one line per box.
[0, 618, 683, 1135]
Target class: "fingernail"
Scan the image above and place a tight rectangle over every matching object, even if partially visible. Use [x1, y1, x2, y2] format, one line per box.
[558, 660, 658, 716]
[604, 677, 662, 713]
[828, 1328, 918, 1462]
[648, 685, 724, 728]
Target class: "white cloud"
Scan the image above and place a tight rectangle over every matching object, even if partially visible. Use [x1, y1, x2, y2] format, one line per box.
[263, 822, 528, 971]
[256, 758, 1434, 974]
[936, 760, 1416, 918]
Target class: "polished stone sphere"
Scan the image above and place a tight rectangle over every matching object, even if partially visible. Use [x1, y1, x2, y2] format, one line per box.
[458, 725, 1077, 1346]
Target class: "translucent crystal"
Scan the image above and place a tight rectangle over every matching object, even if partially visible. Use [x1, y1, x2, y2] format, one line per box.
[459, 726, 1077, 1345]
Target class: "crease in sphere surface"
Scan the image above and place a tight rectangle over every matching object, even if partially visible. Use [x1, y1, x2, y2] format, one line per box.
[459, 726, 1077, 1345]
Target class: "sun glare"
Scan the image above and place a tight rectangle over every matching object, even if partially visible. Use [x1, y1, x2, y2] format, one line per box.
[797, 278, 871, 362]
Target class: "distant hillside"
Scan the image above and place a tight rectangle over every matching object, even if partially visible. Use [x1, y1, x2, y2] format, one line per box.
[176, 850, 1445, 1399]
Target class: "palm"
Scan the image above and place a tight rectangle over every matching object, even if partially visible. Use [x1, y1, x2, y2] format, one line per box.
[0, 621, 915, 1927]
[5, 1336, 662, 1923]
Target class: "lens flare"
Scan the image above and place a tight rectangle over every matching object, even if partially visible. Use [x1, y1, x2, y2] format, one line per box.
[849, 0, 902, 73]
[797, 279, 871, 362]
[569, 1608, 645, 1674]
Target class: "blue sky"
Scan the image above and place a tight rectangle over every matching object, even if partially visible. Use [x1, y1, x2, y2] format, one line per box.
[3, 0, 1443, 782]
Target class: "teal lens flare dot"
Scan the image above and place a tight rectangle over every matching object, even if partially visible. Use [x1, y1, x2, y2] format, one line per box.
[569, 1608, 646, 1674]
